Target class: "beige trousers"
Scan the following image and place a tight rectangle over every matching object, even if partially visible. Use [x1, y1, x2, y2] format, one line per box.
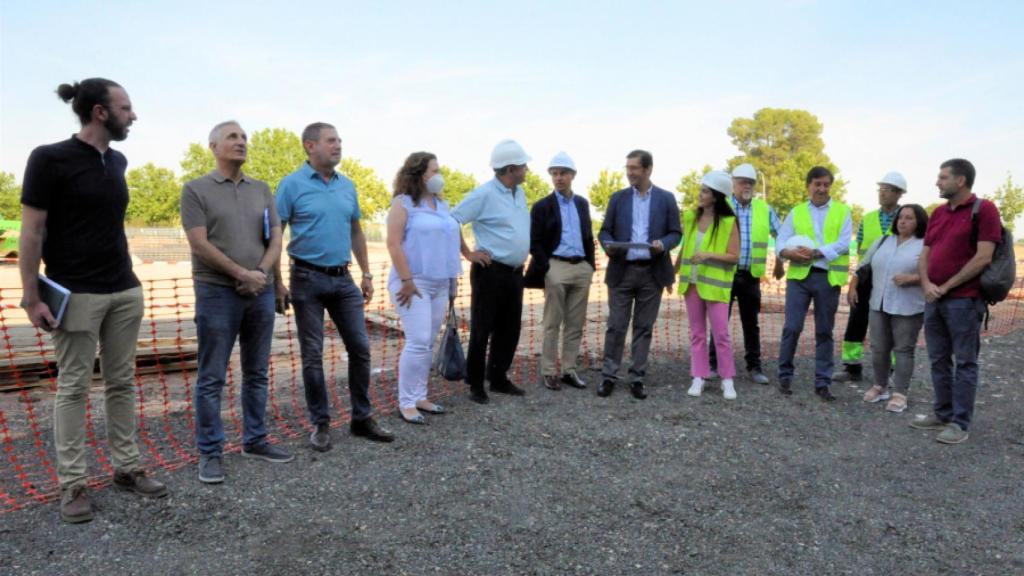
[52, 286, 144, 489]
[541, 259, 594, 376]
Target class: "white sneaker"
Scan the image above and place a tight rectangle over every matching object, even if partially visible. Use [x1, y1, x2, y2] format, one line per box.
[688, 377, 704, 397]
[722, 378, 737, 400]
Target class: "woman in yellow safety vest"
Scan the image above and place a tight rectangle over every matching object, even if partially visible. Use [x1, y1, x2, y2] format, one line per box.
[674, 171, 741, 400]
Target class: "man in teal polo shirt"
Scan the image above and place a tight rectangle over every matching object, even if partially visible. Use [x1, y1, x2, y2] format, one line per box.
[275, 122, 393, 451]
[451, 139, 532, 404]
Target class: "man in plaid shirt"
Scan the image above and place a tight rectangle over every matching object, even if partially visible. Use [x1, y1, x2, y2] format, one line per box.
[709, 164, 784, 384]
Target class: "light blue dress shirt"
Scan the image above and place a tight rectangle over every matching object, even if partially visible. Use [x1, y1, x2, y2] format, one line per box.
[551, 192, 585, 258]
[451, 178, 531, 267]
[276, 162, 361, 267]
[627, 187, 652, 261]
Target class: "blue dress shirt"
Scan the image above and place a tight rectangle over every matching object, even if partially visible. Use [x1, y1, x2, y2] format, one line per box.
[551, 192, 585, 258]
[451, 178, 531, 267]
[627, 187, 652, 261]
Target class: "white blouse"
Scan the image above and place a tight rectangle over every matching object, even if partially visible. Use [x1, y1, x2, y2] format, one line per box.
[862, 235, 925, 316]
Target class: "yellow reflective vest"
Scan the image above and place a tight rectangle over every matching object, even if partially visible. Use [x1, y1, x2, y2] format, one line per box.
[745, 198, 771, 278]
[857, 208, 895, 259]
[786, 201, 851, 287]
[677, 211, 737, 302]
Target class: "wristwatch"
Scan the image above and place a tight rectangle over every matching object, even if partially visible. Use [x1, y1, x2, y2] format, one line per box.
[362, 272, 374, 280]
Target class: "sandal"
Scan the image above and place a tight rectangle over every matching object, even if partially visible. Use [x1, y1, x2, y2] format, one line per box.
[863, 385, 891, 403]
[886, 393, 907, 413]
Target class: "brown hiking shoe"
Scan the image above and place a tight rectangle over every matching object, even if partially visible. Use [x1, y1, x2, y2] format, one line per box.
[60, 483, 93, 524]
[113, 469, 169, 498]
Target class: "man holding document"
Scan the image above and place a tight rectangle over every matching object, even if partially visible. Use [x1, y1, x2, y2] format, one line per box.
[19, 78, 168, 523]
[597, 150, 682, 399]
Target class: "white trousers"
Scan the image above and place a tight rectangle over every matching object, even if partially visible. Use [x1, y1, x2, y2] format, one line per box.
[390, 276, 450, 409]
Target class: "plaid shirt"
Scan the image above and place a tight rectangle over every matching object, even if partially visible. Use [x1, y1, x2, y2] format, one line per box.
[731, 197, 782, 271]
[856, 207, 899, 250]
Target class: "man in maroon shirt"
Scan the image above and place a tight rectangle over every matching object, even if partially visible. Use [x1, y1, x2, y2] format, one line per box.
[912, 158, 1001, 444]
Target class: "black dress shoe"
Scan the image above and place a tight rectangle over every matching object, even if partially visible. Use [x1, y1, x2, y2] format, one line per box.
[561, 372, 587, 389]
[597, 379, 615, 397]
[778, 380, 792, 396]
[630, 381, 647, 400]
[350, 417, 395, 442]
[543, 375, 561, 390]
[815, 386, 837, 402]
[469, 387, 490, 404]
[490, 380, 526, 396]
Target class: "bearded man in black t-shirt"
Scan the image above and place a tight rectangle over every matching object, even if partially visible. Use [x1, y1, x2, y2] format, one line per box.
[19, 78, 168, 524]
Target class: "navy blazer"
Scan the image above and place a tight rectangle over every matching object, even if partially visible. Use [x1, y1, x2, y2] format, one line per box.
[598, 186, 682, 288]
[524, 192, 595, 289]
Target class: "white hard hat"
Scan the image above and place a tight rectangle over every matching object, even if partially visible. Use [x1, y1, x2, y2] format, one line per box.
[732, 163, 757, 181]
[548, 151, 576, 172]
[490, 139, 531, 169]
[784, 235, 816, 251]
[877, 171, 907, 192]
[701, 170, 733, 196]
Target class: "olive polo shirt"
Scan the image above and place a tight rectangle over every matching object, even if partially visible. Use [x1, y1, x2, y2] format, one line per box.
[180, 171, 281, 287]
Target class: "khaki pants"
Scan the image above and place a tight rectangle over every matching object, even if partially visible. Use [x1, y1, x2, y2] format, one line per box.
[53, 286, 144, 489]
[541, 259, 594, 376]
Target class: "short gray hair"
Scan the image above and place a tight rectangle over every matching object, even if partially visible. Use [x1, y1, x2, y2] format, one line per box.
[301, 122, 336, 145]
[208, 120, 242, 144]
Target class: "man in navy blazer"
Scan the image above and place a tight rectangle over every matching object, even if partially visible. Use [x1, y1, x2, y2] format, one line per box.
[524, 152, 596, 391]
[596, 150, 682, 399]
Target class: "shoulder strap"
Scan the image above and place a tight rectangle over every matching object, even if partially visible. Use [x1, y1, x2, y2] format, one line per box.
[970, 198, 982, 246]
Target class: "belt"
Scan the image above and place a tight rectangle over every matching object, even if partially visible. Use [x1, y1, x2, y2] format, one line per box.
[292, 258, 349, 277]
[808, 267, 828, 274]
[482, 260, 524, 274]
[551, 255, 585, 264]
[625, 259, 652, 267]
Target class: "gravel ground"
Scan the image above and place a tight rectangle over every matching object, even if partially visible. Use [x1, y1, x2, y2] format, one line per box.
[1, 328, 1023, 576]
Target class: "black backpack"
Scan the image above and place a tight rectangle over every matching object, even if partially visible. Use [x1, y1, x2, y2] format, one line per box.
[970, 198, 1016, 305]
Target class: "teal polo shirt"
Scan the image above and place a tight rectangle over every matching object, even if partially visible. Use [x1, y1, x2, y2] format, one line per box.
[276, 162, 361, 267]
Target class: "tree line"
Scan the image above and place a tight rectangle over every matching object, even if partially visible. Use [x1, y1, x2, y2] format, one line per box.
[1, 108, 1021, 231]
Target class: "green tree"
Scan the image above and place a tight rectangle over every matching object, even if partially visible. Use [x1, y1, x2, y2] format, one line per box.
[180, 142, 215, 183]
[522, 171, 549, 207]
[125, 164, 183, 225]
[340, 157, 391, 221]
[587, 169, 625, 215]
[727, 108, 847, 218]
[990, 173, 1023, 231]
[850, 204, 865, 238]
[925, 202, 943, 215]
[675, 165, 714, 211]
[0, 172, 21, 220]
[246, 128, 306, 193]
[439, 166, 477, 207]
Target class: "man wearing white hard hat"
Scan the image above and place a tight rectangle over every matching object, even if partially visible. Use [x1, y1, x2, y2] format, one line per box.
[707, 163, 784, 385]
[775, 166, 853, 401]
[452, 139, 532, 404]
[833, 171, 906, 384]
[524, 152, 595, 390]
[596, 150, 682, 400]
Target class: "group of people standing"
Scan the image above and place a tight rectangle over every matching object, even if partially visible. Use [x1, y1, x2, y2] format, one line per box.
[18, 78, 1004, 525]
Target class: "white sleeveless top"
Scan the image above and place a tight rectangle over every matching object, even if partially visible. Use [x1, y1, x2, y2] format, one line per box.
[389, 194, 462, 282]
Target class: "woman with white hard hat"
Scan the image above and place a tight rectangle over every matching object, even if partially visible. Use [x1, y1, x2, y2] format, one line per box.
[386, 151, 462, 424]
[674, 171, 741, 399]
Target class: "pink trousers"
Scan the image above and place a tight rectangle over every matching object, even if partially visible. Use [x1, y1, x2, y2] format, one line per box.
[684, 286, 736, 378]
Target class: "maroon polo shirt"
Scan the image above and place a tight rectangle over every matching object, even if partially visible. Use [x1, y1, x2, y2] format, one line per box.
[924, 193, 1002, 299]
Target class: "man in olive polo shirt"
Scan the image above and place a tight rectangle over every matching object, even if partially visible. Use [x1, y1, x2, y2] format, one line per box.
[181, 120, 292, 485]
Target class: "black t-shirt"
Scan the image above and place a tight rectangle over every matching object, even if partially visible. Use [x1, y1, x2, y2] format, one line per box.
[21, 135, 139, 293]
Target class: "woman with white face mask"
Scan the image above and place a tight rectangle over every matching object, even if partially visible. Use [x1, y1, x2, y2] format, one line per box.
[386, 152, 462, 424]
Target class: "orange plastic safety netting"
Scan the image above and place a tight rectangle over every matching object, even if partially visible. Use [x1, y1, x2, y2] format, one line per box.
[1, 256, 1023, 513]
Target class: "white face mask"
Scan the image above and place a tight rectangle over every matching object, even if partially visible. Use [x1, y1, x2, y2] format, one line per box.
[425, 173, 445, 195]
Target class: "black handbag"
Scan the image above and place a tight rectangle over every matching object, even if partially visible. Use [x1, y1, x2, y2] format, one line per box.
[855, 235, 890, 292]
[432, 298, 466, 381]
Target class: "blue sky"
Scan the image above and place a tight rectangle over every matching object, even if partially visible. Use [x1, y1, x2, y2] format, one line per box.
[2, 0, 1022, 211]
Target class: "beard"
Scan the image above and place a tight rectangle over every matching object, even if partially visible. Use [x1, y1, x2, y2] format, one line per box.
[104, 114, 130, 141]
[939, 186, 957, 199]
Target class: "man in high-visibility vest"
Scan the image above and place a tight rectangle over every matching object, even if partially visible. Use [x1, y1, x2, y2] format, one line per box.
[708, 163, 784, 384]
[775, 166, 853, 401]
[833, 172, 906, 383]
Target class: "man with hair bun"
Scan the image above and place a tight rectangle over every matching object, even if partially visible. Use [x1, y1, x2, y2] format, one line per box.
[19, 78, 168, 524]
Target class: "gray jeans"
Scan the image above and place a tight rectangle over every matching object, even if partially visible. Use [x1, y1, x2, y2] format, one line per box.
[602, 263, 664, 383]
[869, 309, 924, 395]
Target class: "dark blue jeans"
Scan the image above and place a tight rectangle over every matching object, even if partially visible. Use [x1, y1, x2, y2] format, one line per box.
[290, 267, 372, 424]
[924, 297, 985, 431]
[194, 282, 275, 455]
[777, 270, 841, 388]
